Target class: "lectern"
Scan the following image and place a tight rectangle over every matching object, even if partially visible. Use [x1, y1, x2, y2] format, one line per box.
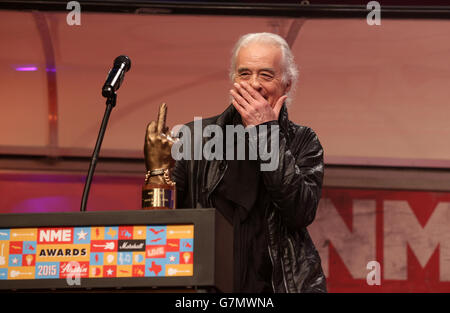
[0, 209, 233, 292]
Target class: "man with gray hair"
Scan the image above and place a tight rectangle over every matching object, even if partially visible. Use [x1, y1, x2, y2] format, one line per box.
[172, 32, 326, 292]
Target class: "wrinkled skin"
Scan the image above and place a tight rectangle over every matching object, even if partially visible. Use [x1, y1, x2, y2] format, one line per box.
[229, 42, 289, 127]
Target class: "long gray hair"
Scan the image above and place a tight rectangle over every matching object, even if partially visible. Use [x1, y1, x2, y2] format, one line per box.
[229, 32, 299, 105]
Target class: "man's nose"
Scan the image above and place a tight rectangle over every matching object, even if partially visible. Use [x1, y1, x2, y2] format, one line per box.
[249, 75, 262, 91]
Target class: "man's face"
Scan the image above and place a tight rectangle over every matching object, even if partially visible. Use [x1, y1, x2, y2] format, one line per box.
[233, 42, 290, 109]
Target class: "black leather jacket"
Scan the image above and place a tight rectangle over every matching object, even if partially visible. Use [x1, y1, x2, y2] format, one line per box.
[172, 104, 327, 293]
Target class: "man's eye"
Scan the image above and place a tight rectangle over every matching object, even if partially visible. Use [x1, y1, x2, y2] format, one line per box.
[239, 73, 250, 77]
[261, 73, 273, 80]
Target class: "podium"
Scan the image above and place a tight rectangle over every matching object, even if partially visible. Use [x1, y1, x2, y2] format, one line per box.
[0, 209, 233, 292]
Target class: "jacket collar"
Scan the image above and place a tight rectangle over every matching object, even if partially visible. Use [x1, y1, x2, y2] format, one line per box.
[204, 103, 290, 206]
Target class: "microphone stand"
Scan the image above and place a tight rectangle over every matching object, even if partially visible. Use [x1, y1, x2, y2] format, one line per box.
[80, 93, 117, 212]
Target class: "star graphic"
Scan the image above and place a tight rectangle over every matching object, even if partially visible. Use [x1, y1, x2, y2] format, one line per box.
[12, 257, 18, 264]
[77, 229, 88, 241]
[106, 269, 114, 276]
[169, 255, 176, 262]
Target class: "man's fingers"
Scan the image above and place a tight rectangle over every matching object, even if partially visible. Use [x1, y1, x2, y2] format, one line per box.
[231, 97, 246, 117]
[239, 82, 265, 102]
[233, 83, 255, 104]
[274, 95, 288, 118]
[156, 102, 167, 134]
[230, 89, 248, 111]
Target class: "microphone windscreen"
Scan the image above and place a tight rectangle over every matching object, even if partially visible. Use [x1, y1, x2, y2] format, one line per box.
[114, 55, 131, 72]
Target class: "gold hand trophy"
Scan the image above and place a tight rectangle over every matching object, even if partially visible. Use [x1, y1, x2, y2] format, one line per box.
[142, 103, 176, 209]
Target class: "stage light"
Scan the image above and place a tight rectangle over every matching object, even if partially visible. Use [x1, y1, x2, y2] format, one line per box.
[15, 66, 38, 71]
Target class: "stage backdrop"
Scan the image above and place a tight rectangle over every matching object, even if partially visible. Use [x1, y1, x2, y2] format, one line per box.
[310, 188, 450, 292]
[1, 11, 450, 168]
[1, 172, 449, 292]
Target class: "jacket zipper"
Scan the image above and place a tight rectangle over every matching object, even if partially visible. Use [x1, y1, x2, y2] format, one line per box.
[268, 240, 289, 293]
[279, 248, 290, 293]
[267, 246, 276, 293]
[287, 236, 298, 293]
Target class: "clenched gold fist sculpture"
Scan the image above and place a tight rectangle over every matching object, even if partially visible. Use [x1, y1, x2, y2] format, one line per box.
[142, 103, 177, 209]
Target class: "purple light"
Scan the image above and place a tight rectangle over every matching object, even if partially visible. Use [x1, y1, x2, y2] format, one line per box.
[15, 66, 38, 71]
[12, 196, 75, 213]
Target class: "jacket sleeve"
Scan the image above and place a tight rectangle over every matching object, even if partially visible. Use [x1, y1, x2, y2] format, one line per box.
[255, 120, 324, 230]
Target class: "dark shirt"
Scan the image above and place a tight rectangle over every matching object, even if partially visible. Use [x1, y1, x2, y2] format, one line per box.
[212, 123, 273, 292]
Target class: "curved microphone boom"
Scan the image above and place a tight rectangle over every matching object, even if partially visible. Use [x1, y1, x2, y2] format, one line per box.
[81, 55, 131, 212]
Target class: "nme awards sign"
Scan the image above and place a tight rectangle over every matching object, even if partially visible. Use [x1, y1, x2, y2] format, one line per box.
[309, 188, 450, 292]
[0, 224, 194, 281]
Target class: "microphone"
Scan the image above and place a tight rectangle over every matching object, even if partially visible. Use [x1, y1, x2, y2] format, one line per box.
[80, 56, 131, 212]
[102, 55, 131, 98]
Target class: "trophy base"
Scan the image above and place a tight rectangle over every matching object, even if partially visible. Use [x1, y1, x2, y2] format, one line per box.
[142, 183, 176, 210]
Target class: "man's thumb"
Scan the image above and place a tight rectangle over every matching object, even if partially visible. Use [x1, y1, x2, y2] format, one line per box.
[274, 95, 288, 118]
